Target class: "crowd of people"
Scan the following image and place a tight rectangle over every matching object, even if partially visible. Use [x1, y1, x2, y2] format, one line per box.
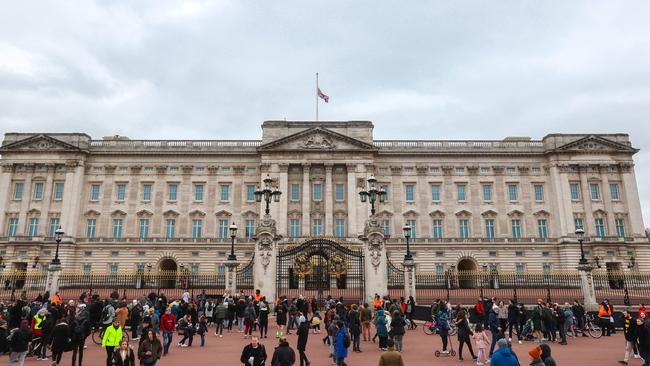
[0, 289, 647, 366]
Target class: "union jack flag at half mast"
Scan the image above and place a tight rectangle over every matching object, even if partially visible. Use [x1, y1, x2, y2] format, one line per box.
[315, 72, 329, 121]
[317, 88, 329, 103]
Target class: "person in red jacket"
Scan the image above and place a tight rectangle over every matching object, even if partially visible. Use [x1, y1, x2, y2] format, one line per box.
[639, 304, 648, 319]
[31, 308, 49, 360]
[160, 308, 176, 356]
[475, 298, 485, 325]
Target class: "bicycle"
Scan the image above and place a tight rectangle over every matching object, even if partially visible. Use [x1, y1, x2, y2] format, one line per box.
[91, 325, 130, 345]
[422, 318, 457, 336]
[584, 314, 602, 339]
[27, 335, 50, 358]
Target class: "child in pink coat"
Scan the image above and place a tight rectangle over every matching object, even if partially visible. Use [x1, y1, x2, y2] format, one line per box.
[472, 323, 490, 365]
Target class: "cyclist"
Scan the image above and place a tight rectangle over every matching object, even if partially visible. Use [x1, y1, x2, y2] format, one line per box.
[102, 318, 123, 366]
[30, 308, 48, 361]
[101, 301, 116, 329]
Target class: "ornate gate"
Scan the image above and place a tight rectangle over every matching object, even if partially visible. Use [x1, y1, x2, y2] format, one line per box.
[276, 239, 364, 305]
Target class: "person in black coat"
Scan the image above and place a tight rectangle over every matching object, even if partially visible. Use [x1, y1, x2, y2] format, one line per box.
[50, 319, 71, 366]
[270, 336, 295, 366]
[636, 318, 650, 366]
[71, 305, 90, 366]
[7, 320, 32, 365]
[112, 340, 136, 366]
[455, 310, 476, 361]
[296, 320, 310, 366]
[241, 336, 267, 366]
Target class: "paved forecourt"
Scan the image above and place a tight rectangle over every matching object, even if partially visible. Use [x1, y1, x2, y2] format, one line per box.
[9, 320, 632, 366]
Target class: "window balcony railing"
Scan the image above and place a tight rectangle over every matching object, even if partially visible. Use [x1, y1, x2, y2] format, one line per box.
[78, 237, 255, 244]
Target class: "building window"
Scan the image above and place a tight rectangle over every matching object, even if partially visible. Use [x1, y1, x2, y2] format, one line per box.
[116, 183, 126, 201]
[245, 219, 255, 239]
[28, 218, 39, 237]
[407, 219, 417, 238]
[590, 183, 600, 200]
[515, 251, 524, 257]
[220, 185, 230, 201]
[511, 219, 521, 238]
[111, 251, 119, 257]
[455, 167, 465, 173]
[90, 184, 101, 201]
[431, 185, 441, 202]
[54, 183, 64, 200]
[13, 182, 24, 200]
[139, 219, 149, 239]
[482, 184, 492, 201]
[381, 220, 390, 236]
[191, 263, 200, 274]
[168, 184, 178, 201]
[48, 218, 60, 237]
[82, 264, 92, 272]
[459, 219, 469, 238]
[84, 251, 92, 257]
[595, 218, 606, 237]
[109, 264, 119, 274]
[570, 183, 580, 201]
[335, 184, 345, 201]
[312, 183, 322, 201]
[335, 219, 346, 237]
[507, 184, 518, 201]
[481, 167, 491, 173]
[405, 185, 415, 202]
[86, 219, 96, 238]
[609, 183, 620, 200]
[457, 185, 466, 202]
[112, 219, 123, 239]
[380, 185, 389, 202]
[165, 219, 175, 239]
[290, 184, 300, 201]
[435, 264, 444, 274]
[435, 251, 444, 258]
[574, 218, 584, 231]
[33, 182, 44, 200]
[194, 184, 204, 201]
[191, 251, 199, 257]
[485, 219, 495, 239]
[246, 185, 255, 201]
[537, 219, 548, 239]
[289, 219, 300, 238]
[432, 219, 443, 239]
[218, 219, 229, 238]
[542, 251, 550, 257]
[615, 218, 626, 237]
[312, 219, 323, 236]
[142, 184, 152, 201]
[489, 251, 497, 258]
[7, 218, 18, 237]
[534, 184, 544, 201]
[543, 263, 552, 273]
[192, 219, 203, 238]
[515, 263, 525, 273]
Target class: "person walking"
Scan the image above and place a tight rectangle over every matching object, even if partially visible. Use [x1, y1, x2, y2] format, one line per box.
[7, 320, 31, 366]
[112, 340, 136, 366]
[405, 296, 416, 330]
[197, 315, 208, 347]
[241, 336, 267, 366]
[138, 330, 162, 366]
[636, 317, 650, 366]
[437, 308, 451, 355]
[375, 310, 389, 351]
[619, 310, 638, 365]
[160, 308, 175, 356]
[488, 304, 502, 356]
[258, 300, 270, 339]
[473, 323, 490, 366]
[489, 339, 520, 366]
[275, 299, 288, 338]
[244, 301, 257, 339]
[297, 317, 310, 366]
[455, 310, 476, 361]
[31, 308, 49, 361]
[390, 311, 405, 352]
[528, 345, 545, 366]
[102, 318, 123, 366]
[50, 318, 71, 366]
[506, 299, 520, 342]
[270, 336, 295, 366]
[335, 322, 349, 366]
[214, 301, 226, 337]
[360, 303, 372, 341]
[378, 339, 404, 366]
[348, 304, 362, 353]
[177, 314, 194, 347]
[71, 303, 90, 366]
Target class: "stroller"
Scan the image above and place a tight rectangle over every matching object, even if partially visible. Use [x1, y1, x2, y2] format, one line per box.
[520, 318, 536, 342]
[434, 334, 456, 357]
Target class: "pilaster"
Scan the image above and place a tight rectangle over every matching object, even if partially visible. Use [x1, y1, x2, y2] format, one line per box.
[325, 164, 333, 235]
[360, 217, 387, 302]
[0, 164, 14, 235]
[301, 165, 311, 236]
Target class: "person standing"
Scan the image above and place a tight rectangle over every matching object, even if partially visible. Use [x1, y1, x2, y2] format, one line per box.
[390, 311, 405, 352]
[214, 301, 226, 337]
[360, 303, 372, 341]
[619, 310, 638, 365]
[489, 339, 520, 366]
[258, 300, 270, 339]
[405, 296, 416, 330]
[270, 336, 295, 366]
[572, 300, 587, 337]
[177, 314, 194, 347]
[473, 323, 489, 366]
[102, 318, 123, 366]
[335, 322, 349, 366]
[112, 340, 136, 366]
[540, 343, 557, 366]
[31, 308, 49, 361]
[197, 315, 208, 347]
[378, 339, 404, 366]
[7, 320, 31, 366]
[297, 317, 310, 366]
[160, 308, 175, 356]
[375, 310, 389, 351]
[506, 300, 519, 342]
[528, 345, 545, 366]
[455, 310, 476, 361]
[241, 336, 267, 366]
[138, 330, 162, 366]
[244, 301, 257, 339]
[71, 303, 90, 366]
[50, 318, 71, 366]
[599, 300, 612, 337]
[636, 317, 650, 366]
[348, 305, 362, 353]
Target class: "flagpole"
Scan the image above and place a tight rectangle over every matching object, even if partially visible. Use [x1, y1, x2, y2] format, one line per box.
[316, 73, 318, 122]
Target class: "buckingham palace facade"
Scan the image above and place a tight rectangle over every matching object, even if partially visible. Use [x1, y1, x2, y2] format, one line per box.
[0, 120, 648, 275]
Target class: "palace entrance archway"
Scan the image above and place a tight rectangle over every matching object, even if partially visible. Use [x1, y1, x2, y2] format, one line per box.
[158, 258, 177, 289]
[457, 258, 478, 289]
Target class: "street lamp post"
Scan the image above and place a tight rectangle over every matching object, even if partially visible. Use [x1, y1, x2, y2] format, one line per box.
[358, 175, 387, 216]
[575, 228, 588, 265]
[228, 222, 238, 261]
[255, 175, 282, 215]
[51, 226, 64, 266]
[402, 224, 413, 261]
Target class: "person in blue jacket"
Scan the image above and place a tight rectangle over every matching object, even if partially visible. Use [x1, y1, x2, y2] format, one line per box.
[488, 304, 504, 356]
[335, 321, 349, 366]
[489, 338, 520, 366]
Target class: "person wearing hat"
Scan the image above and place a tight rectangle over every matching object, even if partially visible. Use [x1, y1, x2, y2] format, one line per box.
[489, 339, 519, 366]
[528, 345, 545, 366]
[270, 336, 295, 365]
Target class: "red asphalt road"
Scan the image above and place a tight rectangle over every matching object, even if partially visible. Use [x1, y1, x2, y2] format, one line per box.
[6, 323, 634, 365]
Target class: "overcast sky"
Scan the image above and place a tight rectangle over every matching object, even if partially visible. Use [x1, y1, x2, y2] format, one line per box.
[1, 1, 649, 225]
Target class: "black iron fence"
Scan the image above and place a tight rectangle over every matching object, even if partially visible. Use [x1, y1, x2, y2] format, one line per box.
[387, 259, 405, 300]
[593, 271, 650, 306]
[236, 257, 255, 291]
[0, 271, 47, 301]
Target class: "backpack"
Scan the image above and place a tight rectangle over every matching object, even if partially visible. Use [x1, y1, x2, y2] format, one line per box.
[342, 332, 351, 348]
[73, 317, 86, 337]
[101, 305, 111, 322]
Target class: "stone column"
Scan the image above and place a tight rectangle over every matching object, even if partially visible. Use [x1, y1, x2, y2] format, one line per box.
[253, 215, 281, 306]
[40, 166, 55, 235]
[579, 165, 594, 235]
[45, 263, 62, 297]
[17, 165, 33, 234]
[0, 164, 14, 235]
[225, 261, 238, 295]
[578, 263, 598, 311]
[346, 164, 358, 237]
[278, 164, 289, 236]
[599, 165, 616, 234]
[325, 164, 333, 235]
[360, 218, 387, 303]
[620, 163, 644, 236]
[60, 160, 85, 239]
[301, 165, 311, 236]
[403, 257, 416, 302]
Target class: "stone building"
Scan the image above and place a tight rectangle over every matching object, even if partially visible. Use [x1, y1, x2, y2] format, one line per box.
[0, 121, 647, 276]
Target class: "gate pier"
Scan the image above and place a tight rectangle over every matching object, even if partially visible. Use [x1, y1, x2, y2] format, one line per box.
[360, 217, 388, 303]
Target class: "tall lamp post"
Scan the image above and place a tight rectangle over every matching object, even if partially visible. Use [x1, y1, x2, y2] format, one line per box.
[358, 175, 387, 216]
[402, 224, 413, 261]
[255, 175, 282, 215]
[228, 222, 238, 261]
[51, 226, 64, 266]
[575, 228, 588, 265]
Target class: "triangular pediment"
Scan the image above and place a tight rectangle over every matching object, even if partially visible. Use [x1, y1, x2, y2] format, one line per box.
[258, 127, 377, 152]
[551, 135, 638, 154]
[0, 134, 85, 153]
